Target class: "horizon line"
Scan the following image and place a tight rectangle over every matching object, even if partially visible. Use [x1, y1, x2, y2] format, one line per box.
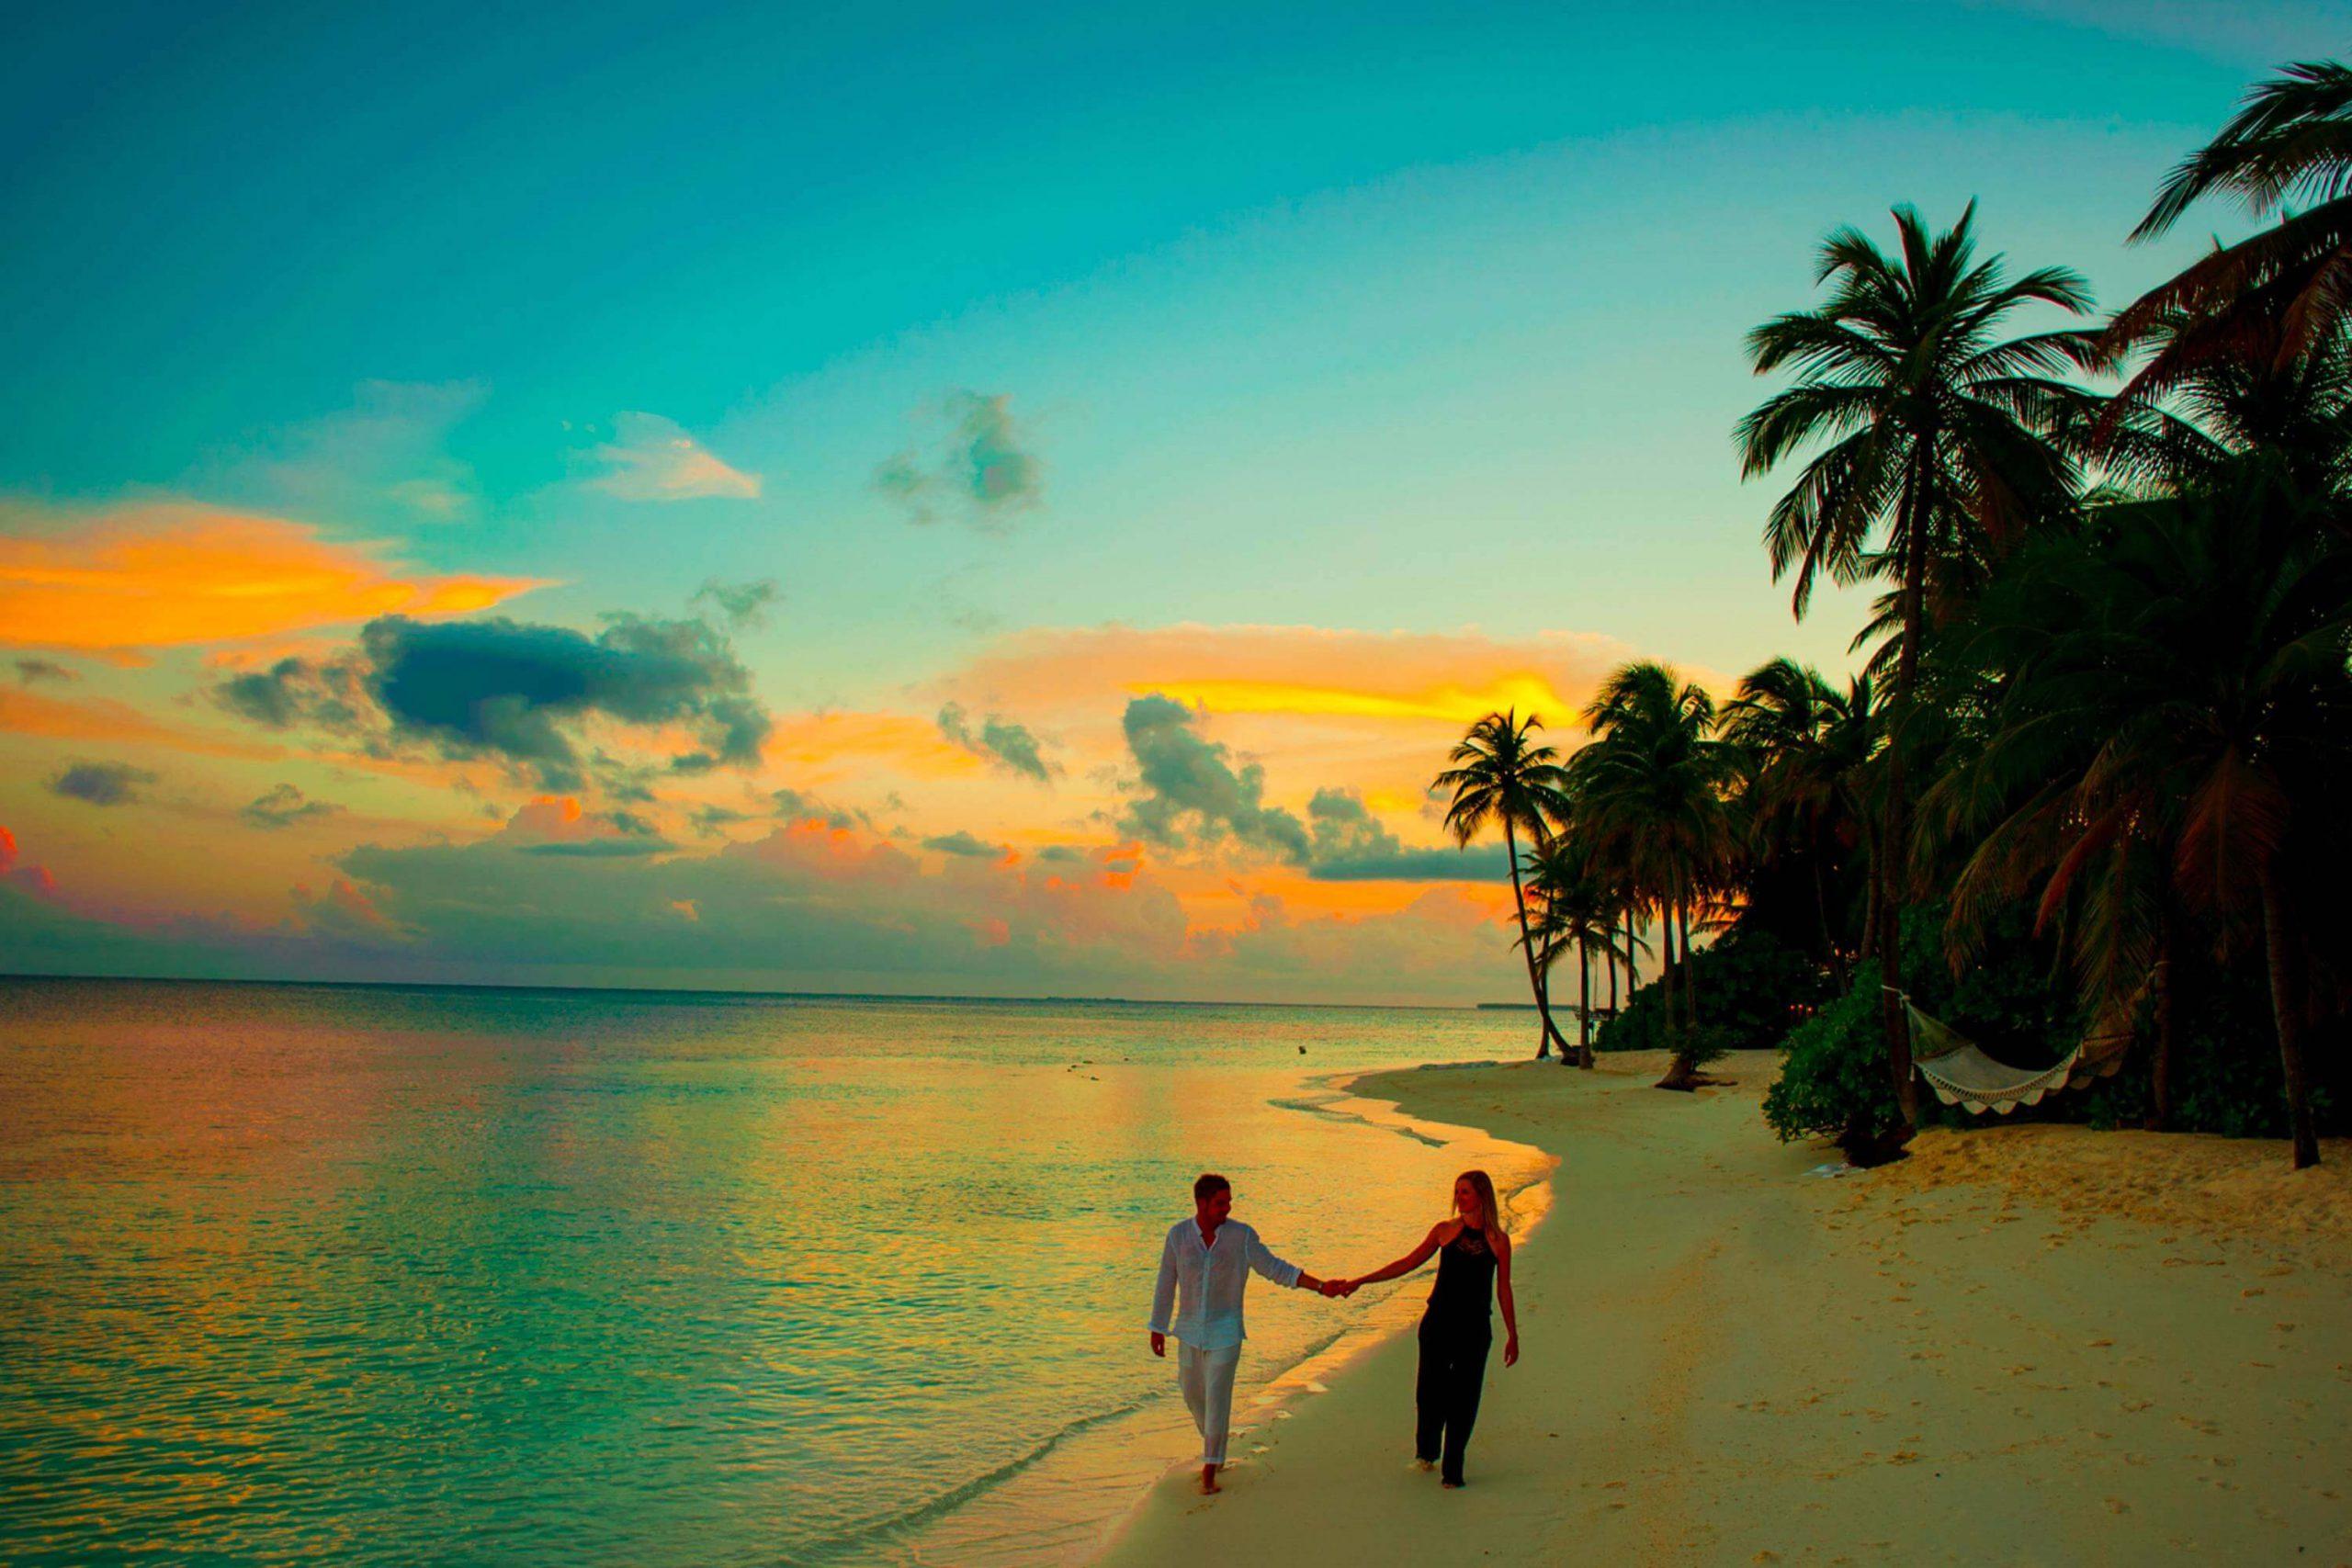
[0, 969, 1540, 1013]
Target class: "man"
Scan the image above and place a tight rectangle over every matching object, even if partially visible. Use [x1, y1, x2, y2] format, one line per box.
[1148, 1172, 1341, 1495]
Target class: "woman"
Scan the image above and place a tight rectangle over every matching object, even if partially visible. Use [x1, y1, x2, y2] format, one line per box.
[1335, 1169, 1518, 1489]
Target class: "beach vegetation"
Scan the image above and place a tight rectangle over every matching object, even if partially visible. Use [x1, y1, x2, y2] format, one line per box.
[1456, 58, 2352, 1168]
[1736, 200, 2100, 1129]
[1517, 840, 1627, 1069]
[1564, 662, 1742, 1090]
[1435, 710, 1577, 1060]
[1598, 929, 1832, 1059]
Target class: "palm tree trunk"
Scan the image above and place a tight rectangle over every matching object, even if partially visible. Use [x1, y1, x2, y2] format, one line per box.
[1857, 823, 1880, 964]
[2258, 868, 2320, 1169]
[1606, 924, 1619, 1025]
[1679, 899, 1699, 1026]
[1658, 899, 1679, 1043]
[1814, 858, 1846, 989]
[1878, 461, 1928, 1130]
[1526, 817, 1574, 1062]
[1535, 965, 1574, 1057]
[1657, 892, 1702, 1091]
[1577, 932, 1594, 1068]
[1503, 818, 1558, 1059]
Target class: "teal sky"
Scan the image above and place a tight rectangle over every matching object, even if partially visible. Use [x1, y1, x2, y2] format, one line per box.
[1, 3, 2345, 998]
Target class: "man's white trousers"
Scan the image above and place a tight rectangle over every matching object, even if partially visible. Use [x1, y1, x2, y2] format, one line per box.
[1176, 1341, 1243, 1466]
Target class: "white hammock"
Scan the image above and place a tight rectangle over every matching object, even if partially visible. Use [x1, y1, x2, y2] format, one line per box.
[1895, 990, 2132, 1115]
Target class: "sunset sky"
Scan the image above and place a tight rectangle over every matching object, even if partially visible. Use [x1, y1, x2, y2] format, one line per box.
[0, 3, 2327, 1001]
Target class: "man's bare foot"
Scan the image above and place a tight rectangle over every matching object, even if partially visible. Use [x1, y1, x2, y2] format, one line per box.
[1199, 1464, 1221, 1495]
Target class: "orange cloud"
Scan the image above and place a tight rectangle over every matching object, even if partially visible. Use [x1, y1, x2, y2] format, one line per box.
[932, 623, 1704, 822]
[0, 505, 546, 652]
[1143, 674, 1582, 725]
[0, 826, 62, 898]
[742, 817, 922, 885]
[0, 684, 283, 759]
[760, 710, 980, 783]
[948, 624, 1669, 732]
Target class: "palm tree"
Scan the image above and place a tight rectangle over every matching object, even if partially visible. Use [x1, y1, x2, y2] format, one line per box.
[1737, 203, 2098, 1124]
[1435, 710, 1576, 1058]
[1720, 657, 1883, 987]
[2108, 62, 2352, 410]
[1521, 839, 1626, 1068]
[2095, 305, 2352, 502]
[1930, 468, 2352, 1167]
[1571, 663, 1742, 1090]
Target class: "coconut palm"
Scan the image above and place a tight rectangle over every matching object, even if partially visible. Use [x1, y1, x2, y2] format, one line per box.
[2094, 302, 2352, 504]
[1720, 658, 1883, 987]
[1737, 202, 2099, 1123]
[2108, 62, 2352, 412]
[1571, 663, 1743, 1090]
[1521, 838, 1627, 1069]
[1435, 710, 1576, 1058]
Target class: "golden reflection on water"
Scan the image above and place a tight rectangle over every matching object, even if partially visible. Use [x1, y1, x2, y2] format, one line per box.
[2, 979, 1546, 1565]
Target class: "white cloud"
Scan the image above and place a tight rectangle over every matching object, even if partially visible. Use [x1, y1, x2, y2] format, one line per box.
[593, 412, 763, 502]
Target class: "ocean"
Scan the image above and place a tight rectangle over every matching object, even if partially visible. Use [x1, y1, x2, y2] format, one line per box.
[0, 977, 1551, 1565]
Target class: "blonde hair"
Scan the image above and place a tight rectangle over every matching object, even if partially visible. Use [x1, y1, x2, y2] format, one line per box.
[1453, 1168, 1504, 1235]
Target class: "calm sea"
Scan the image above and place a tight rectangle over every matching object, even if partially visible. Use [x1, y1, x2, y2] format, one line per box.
[0, 978, 1549, 1565]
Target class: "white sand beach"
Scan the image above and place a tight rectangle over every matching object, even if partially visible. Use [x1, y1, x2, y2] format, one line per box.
[1105, 1052, 2352, 1565]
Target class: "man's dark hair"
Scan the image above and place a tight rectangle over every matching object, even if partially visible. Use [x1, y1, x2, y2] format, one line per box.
[1193, 1172, 1230, 1203]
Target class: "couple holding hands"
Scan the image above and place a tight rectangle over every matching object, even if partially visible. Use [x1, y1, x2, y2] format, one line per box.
[1146, 1168, 1519, 1495]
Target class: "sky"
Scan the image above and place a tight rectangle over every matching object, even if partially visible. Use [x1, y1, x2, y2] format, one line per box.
[2, 1, 2343, 1003]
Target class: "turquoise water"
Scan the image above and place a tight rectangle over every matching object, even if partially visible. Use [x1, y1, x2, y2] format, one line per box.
[0, 978, 1542, 1565]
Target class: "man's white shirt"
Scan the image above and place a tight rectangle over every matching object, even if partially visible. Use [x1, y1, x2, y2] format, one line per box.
[1148, 1218, 1302, 1350]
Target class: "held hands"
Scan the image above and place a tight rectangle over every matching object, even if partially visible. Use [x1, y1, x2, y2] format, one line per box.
[1317, 1277, 1360, 1299]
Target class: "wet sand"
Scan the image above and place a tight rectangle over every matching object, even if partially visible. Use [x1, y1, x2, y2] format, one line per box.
[1104, 1052, 2352, 1565]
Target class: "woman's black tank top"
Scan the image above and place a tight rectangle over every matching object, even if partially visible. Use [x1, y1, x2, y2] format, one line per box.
[1424, 1223, 1498, 1326]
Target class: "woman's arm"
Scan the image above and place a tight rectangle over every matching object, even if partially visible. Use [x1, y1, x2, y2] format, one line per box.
[1345, 1223, 1449, 1289]
[1495, 1229, 1519, 1367]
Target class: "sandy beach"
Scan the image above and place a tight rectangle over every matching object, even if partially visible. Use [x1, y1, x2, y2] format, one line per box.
[1105, 1052, 2352, 1566]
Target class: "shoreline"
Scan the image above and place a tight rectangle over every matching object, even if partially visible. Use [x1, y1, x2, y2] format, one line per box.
[891, 1057, 1557, 1566]
[1079, 1067, 1560, 1558]
[1102, 1051, 2352, 1564]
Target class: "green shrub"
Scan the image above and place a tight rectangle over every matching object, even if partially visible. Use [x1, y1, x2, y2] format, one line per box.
[1761, 962, 1901, 1144]
[1595, 929, 1833, 1055]
[1762, 906, 2061, 1147]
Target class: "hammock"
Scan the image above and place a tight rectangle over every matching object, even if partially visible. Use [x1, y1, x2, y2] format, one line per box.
[1893, 988, 2135, 1116]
